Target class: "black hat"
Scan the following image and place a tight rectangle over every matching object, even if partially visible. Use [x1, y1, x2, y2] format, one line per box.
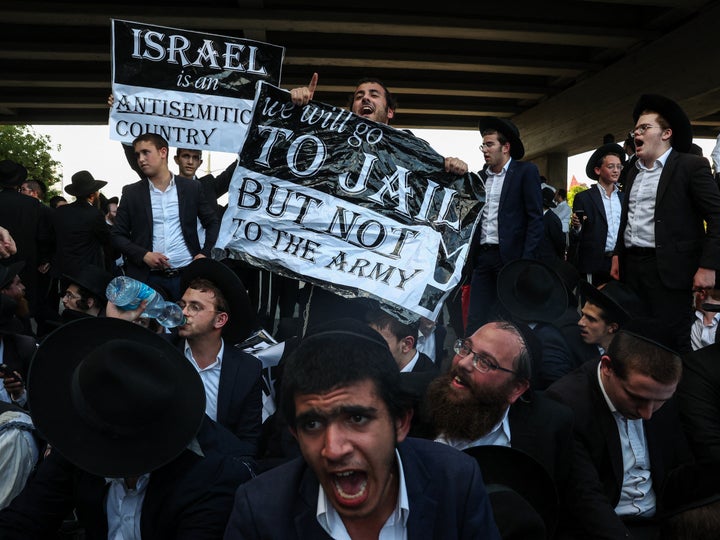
[27, 317, 206, 477]
[0, 261, 25, 290]
[63, 264, 113, 299]
[496, 259, 567, 323]
[542, 186, 557, 208]
[463, 445, 559, 538]
[632, 94, 692, 153]
[181, 258, 256, 343]
[579, 279, 642, 325]
[0, 160, 28, 188]
[478, 116, 525, 160]
[585, 143, 626, 180]
[64, 170, 108, 198]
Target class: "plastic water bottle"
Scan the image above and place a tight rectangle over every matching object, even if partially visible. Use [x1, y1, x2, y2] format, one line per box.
[105, 276, 186, 328]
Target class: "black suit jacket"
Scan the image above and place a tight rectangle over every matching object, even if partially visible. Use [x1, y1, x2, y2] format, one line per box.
[545, 360, 694, 538]
[217, 345, 263, 458]
[224, 437, 500, 539]
[615, 150, 720, 288]
[0, 418, 254, 540]
[464, 160, 544, 274]
[677, 343, 720, 462]
[571, 185, 624, 274]
[51, 199, 111, 278]
[111, 176, 220, 280]
[538, 208, 565, 263]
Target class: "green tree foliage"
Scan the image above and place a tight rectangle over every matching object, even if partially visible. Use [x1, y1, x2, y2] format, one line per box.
[567, 184, 588, 209]
[0, 125, 61, 201]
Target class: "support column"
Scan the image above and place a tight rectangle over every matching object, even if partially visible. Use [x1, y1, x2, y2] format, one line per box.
[532, 152, 568, 190]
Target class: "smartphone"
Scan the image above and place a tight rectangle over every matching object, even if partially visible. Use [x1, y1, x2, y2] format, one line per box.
[574, 210, 585, 219]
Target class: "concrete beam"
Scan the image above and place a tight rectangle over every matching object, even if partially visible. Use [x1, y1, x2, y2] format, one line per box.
[515, 2, 720, 159]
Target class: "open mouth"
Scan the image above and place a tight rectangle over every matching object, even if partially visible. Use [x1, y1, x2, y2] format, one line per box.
[332, 470, 368, 506]
[360, 104, 374, 115]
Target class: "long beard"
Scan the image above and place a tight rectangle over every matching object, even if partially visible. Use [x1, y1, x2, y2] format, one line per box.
[425, 371, 513, 441]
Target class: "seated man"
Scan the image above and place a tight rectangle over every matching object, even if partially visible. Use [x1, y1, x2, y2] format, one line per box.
[425, 320, 574, 536]
[224, 320, 501, 539]
[577, 279, 642, 358]
[58, 264, 114, 322]
[0, 317, 255, 539]
[545, 326, 694, 539]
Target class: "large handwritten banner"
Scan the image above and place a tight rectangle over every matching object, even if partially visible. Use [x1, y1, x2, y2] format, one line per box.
[214, 82, 482, 322]
[109, 19, 284, 152]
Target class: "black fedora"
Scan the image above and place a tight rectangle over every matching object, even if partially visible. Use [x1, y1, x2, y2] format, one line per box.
[463, 445, 559, 538]
[0, 160, 28, 188]
[497, 259, 567, 323]
[0, 261, 25, 290]
[478, 116, 525, 160]
[28, 317, 206, 477]
[579, 279, 642, 325]
[632, 94, 692, 153]
[585, 143, 626, 180]
[65, 170, 107, 198]
[180, 258, 257, 343]
[63, 264, 113, 299]
[542, 186, 556, 208]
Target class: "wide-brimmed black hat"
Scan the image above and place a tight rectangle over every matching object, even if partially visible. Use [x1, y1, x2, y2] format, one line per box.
[579, 279, 642, 325]
[27, 317, 206, 477]
[181, 258, 256, 343]
[478, 116, 525, 160]
[63, 264, 113, 299]
[464, 445, 559, 538]
[585, 143, 626, 180]
[632, 94, 692, 153]
[0, 261, 25, 290]
[0, 160, 28, 188]
[497, 259, 567, 323]
[64, 170, 107, 198]
[541, 186, 557, 208]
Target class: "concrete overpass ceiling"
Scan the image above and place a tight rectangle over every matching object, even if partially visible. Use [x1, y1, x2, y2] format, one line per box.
[1, 0, 718, 157]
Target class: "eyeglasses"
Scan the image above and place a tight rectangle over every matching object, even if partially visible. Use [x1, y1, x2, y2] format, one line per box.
[631, 124, 659, 137]
[605, 164, 624, 171]
[176, 299, 223, 316]
[479, 142, 501, 150]
[62, 290, 81, 300]
[453, 339, 518, 375]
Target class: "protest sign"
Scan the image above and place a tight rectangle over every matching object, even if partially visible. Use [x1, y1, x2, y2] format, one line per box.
[214, 82, 483, 322]
[109, 19, 284, 153]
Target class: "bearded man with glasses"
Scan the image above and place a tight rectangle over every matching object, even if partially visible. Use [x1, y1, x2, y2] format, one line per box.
[610, 94, 720, 354]
[425, 320, 576, 536]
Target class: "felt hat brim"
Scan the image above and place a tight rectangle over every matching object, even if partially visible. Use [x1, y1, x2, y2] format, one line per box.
[585, 143, 626, 180]
[28, 317, 205, 477]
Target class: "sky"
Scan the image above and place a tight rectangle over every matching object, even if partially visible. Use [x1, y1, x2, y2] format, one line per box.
[29, 124, 718, 200]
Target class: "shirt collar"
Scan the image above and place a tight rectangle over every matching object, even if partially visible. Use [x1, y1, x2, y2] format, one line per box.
[487, 157, 512, 177]
[597, 361, 618, 414]
[636, 147, 672, 171]
[317, 448, 409, 534]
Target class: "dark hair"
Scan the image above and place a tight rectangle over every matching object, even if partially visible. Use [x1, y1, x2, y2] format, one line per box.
[480, 129, 508, 146]
[22, 179, 45, 197]
[280, 321, 408, 427]
[365, 308, 418, 344]
[491, 319, 533, 382]
[132, 133, 169, 152]
[186, 277, 229, 314]
[76, 285, 104, 311]
[557, 188, 567, 199]
[606, 330, 681, 384]
[348, 77, 398, 111]
[49, 195, 67, 208]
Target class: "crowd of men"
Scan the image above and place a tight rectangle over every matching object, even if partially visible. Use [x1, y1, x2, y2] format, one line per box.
[0, 76, 719, 539]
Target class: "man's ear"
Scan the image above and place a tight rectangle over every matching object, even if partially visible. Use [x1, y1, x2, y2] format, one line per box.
[600, 355, 613, 375]
[662, 127, 673, 143]
[401, 336, 415, 354]
[508, 378, 530, 405]
[214, 311, 229, 331]
[394, 409, 413, 443]
[387, 108, 395, 121]
[173, 155, 180, 165]
[608, 323, 619, 334]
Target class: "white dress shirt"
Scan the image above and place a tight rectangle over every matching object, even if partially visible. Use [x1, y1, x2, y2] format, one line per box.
[597, 183, 622, 253]
[148, 176, 193, 268]
[184, 339, 224, 422]
[106, 474, 151, 540]
[479, 158, 512, 245]
[435, 407, 512, 451]
[623, 148, 672, 249]
[690, 310, 720, 351]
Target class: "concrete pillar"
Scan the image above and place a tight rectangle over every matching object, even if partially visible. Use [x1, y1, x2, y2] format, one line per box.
[531, 152, 568, 189]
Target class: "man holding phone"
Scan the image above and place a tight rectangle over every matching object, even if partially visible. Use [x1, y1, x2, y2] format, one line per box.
[570, 143, 626, 286]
